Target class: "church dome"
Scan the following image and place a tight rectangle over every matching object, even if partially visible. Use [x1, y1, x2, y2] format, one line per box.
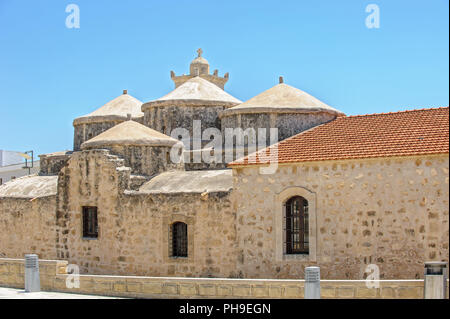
[81, 119, 180, 149]
[142, 76, 241, 109]
[73, 90, 144, 125]
[220, 82, 344, 117]
[220, 79, 345, 146]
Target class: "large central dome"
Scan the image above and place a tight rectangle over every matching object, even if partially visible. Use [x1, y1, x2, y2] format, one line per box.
[144, 76, 241, 108]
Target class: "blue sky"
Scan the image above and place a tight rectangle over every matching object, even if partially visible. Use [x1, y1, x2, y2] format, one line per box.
[0, 0, 448, 156]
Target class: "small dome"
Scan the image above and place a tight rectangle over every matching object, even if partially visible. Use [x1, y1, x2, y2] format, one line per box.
[221, 83, 344, 117]
[142, 76, 241, 109]
[0, 175, 58, 199]
[73, 91, 144, 125]
[189, 48, 210, 76]
[81, 120, 180, 149]
[191, 56, 209, 66]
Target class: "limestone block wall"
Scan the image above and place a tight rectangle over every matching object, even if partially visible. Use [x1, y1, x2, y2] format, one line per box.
[55, 149, 132, 261]
[0, 197, 57, 259]
[1, 258, 440, 299]
[0, 258, 68, 290]
[231, 154, 449, 279]
[220, 112, 336, 147]
[55, 149, 237, 277]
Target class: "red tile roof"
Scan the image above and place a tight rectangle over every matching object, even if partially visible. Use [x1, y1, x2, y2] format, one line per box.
[229, 107, 449, 166]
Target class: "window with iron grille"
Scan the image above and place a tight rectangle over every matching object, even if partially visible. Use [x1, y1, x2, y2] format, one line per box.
[285, 196, 309, 254]
[171, 222, 188, 257]
[82, 206, 98, 239]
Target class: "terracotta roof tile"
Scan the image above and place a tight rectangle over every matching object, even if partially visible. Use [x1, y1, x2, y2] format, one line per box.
[229, 107, 449, 166]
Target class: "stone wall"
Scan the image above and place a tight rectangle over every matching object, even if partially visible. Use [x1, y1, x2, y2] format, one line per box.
[55, 149, 237, 277]
[0, 197, 57, 259]
[73, 117, 144, 151]
[96, 145, 184, 177]
[143, 105, 227, 143]
[1, 151, 448, 280]
[183, 148, 248, 171]
[39, 152, 71, 176]
[1, 258, 440, 299]
[220, 112, 336, 147]
[231, 154, 449, 279]
[0, 258, 68, 290]
[74, 121, 121, 151]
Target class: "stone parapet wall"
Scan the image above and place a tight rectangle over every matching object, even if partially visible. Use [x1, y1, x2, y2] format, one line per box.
[1, 258, 445, 299]
[0, 258, 68, 290]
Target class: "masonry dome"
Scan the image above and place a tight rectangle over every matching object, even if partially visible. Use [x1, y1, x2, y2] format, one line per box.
[221, 82, 344, 117]
[220, 81, 345, 146]
[73, 91, 144, 125]
[81, 119, 180, 149]
[142, 76, 241, 109]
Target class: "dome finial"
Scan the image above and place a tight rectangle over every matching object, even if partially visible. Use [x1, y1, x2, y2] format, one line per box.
[197, 48, 203, 57]
[279, 76, 284, 84]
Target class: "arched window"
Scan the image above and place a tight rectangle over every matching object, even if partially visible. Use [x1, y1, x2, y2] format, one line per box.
[285, 196, 309, 254]
[172, 222, 188, 257]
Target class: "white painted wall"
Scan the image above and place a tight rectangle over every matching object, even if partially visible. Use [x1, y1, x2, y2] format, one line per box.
[0, 150, 25, 166]
[0, 150, 39, 185]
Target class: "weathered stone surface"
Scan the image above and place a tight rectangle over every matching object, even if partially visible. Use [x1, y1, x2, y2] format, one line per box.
[220, 111, 336, 147]
[0, 175, 57, 199]
[0, 258, 436, 299]
[39, 151, 72, 176]
[138, 169, 232, 194]
[50, 149, 236, 277]
[0, 195, 57, 259]
[232, 155, 449, 279]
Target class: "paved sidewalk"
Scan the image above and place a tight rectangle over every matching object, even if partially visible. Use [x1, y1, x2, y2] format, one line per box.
[0, 287, 122, 299]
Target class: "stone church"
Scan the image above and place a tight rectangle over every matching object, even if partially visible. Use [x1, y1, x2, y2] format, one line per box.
[0, 50, 448, 280]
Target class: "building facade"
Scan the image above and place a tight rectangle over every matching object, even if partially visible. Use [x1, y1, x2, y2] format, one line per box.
[0, 51, 448, 279]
